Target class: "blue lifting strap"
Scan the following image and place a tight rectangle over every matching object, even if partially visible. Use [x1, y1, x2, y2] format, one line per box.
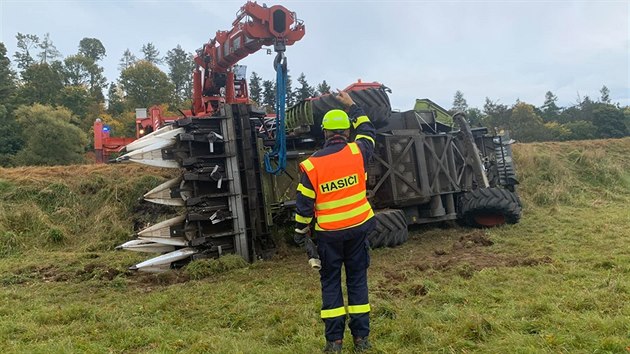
[264, 61, 288, 175]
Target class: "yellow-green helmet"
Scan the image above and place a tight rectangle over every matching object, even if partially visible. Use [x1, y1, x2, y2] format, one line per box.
[322, 109, 351, 130]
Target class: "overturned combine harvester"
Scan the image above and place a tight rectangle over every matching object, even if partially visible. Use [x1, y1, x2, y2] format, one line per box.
[115, 2, 521, 272]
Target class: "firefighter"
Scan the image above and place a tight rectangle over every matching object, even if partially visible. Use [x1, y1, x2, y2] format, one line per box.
[293, 90, 376, 352]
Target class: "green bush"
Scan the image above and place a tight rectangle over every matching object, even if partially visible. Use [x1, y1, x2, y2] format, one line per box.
[47, 228, 66, 245]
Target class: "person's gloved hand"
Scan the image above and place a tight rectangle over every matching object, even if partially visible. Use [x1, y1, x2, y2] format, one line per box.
[294, 226, 320, 270]
[336, 90, 354, 109]
[293, 226, 310, 247]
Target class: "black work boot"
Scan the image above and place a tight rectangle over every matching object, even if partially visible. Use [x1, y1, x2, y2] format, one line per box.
[323, 339, 343, 353]
[353, 336, 371, 352]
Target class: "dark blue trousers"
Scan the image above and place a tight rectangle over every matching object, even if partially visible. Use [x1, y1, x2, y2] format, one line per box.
[316, 218, 374, 341]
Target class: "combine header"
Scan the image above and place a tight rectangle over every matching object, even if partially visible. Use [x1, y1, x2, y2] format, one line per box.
[115, 1, 521, 272]
[116, 1, 306, 271]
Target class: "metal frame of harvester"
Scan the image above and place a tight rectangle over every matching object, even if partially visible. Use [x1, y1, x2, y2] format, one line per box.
[115, 1, 521, 272]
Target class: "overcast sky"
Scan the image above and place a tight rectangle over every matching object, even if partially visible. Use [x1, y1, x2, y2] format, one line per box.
[1, 0, 628, 110]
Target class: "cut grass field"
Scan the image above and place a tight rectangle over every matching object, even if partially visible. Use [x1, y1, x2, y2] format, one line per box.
[0, 138, 629, 353]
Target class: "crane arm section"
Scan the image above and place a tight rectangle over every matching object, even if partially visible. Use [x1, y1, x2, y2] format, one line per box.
[192, 1, 305, 115]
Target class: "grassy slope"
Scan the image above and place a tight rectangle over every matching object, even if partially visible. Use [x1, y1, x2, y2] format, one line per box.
[0, 138, 629, 353]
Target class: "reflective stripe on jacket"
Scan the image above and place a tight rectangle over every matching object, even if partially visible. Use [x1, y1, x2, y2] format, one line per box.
[300, 142, 374, 231]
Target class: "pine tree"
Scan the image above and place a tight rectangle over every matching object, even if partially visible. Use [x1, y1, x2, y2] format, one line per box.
[107, 83, 125, 116]
[38, 33, 61, 64]
[262, 79, 275, 113]
[14, 33, 40, 71]
[316, 80, 331, 96]
[0, 43, 16, 105]
[599, 85, 611, 103]
[285, 72, 295, 107]
[142, 42, 162, 65]
[452, 90, 468, 112]
[296, 72, 314, 101]
[249, 72, 263, 104]
[165, 45, 193, 104]
[0, 43, 22, 165]
[541, 91, 561, 122]
[119, 49, 137, 71]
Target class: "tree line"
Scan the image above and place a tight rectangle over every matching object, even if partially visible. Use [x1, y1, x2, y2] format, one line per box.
[249, 71, 332, 113]
[0, 33, 195, 166]
[1, 32, 628, 167]
[450, 88, 629, 142]
[0, 33, 326, 166]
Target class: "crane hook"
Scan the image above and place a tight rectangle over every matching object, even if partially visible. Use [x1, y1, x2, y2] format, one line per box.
[274, 52, 287, 73]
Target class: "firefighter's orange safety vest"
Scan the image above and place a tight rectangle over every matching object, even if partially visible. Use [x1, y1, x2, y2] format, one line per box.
[300, 142, 374, 231]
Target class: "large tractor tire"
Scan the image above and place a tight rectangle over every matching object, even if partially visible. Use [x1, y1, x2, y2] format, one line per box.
[459, 187, 522, 228]
[311, 87, 392, 133]
[367, 209, 409, 249]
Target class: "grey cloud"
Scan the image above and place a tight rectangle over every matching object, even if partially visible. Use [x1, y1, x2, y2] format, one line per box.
[1, 0, 627, 109]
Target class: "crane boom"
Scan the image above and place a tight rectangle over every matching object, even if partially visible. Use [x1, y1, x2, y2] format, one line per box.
[192, 1, 305, 116]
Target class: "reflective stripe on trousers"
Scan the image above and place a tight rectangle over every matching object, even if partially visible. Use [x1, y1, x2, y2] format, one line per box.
[317, 218, 374, 341]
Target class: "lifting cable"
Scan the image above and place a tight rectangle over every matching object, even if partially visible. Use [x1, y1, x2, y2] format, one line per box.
[263, 57, 288, 175]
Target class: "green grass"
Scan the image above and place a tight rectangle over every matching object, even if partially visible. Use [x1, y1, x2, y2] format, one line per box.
[0, 138, 629, 353]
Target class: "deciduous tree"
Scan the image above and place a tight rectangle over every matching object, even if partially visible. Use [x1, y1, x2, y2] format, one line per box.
[17, 62, 64, 106]
[0, 106, 23, 166]
[63, 55, 93, 86]
[59, 85, 91, 120]
[13, 104, 87, 166]
[119, 61, 174, 109]
[483, 98, 510, 128]
[592, 104, 628, 138]
[63, 53, 106, 103]
[563, 120, 596, 140]
[78, 37, 106, 62]
[509, 102, 546, 142]
[466, 107, 484, 127]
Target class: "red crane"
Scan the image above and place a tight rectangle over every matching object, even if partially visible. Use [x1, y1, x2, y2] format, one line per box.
[94, 1, 305, 162]
[192, 1, 305, 116]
